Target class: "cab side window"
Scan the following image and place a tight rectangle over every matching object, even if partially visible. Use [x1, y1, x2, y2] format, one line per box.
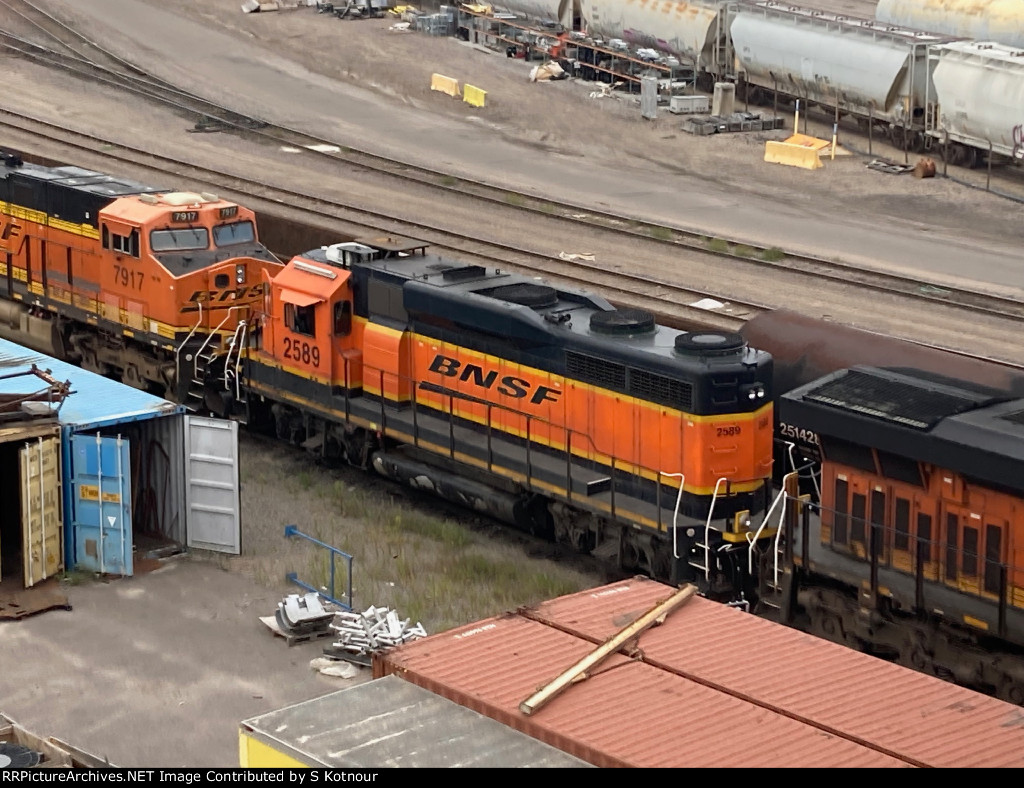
[102, 225, 139, 257]
[285, 303, 316, 337]
[333, 301, 352, 337]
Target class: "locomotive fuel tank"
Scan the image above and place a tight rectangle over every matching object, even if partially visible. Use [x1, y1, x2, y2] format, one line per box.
[876, 0, 1024, 50]
[740, 310, 1024, 397]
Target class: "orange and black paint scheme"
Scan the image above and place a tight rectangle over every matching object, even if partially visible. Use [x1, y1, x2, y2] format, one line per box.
[244, 236, 775, 594]
[0, 152, 282, 399]
[779, 367, 1024, 702]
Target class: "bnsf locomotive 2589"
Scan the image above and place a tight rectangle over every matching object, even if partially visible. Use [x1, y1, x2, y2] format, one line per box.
[242, 236, 775, 588]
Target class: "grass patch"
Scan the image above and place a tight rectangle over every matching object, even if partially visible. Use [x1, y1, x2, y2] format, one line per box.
[237, 434, 600, 635]
[648, 226, 673, 241]
[734, 244, 756, 258]
[762, 247, 785, 261]
[707, 237, 730, 253]
[59, 569, 97, 586]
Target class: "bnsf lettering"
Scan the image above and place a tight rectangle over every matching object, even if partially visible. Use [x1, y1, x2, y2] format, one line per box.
[428, 354, 561, 405]
[182, 283, 266, 311]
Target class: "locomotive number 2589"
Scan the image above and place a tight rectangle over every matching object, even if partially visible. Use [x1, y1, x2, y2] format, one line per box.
[284, 337, 320, 367]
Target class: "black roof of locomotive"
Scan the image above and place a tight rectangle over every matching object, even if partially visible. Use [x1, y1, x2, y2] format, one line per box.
[1, 160, 165, 199]
[335, 242, 770, 373]
[780, 366, 1024, 493]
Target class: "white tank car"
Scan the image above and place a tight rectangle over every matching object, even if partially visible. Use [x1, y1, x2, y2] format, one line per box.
[731, 1, 949, 135]
[578, 0, 728, 72]
[876, 0, 1024, 50]
[491, 0, 577, 27]
[930, 40, 1024, 165]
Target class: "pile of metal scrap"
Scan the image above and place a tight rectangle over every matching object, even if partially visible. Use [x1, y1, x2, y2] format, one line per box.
[682, 112, 785, 136]
[0, 365, 71, 423]
[273, 593, 335, 643]
[323, 605, 427, 665]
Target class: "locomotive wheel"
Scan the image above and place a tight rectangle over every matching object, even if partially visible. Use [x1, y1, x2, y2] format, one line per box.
[997, 679, 1024, 706]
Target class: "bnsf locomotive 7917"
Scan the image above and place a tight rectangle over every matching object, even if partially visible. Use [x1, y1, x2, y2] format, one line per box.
[0, 152, 283, 402]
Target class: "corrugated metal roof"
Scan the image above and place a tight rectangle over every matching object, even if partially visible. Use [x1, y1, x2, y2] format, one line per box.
[377, 613, 912, 767]
[522, 577, 1024, 768]
[0, 338, 181, 430]
[241, 675, 592, 767]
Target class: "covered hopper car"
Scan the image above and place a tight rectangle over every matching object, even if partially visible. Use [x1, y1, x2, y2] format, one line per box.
[875, 0, 1024, 50]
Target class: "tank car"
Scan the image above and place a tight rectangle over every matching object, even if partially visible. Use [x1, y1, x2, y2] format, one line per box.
[729, 1, 952, 149]
[0, 152, 283, 405]
[876, 0, 1024, 50]
[928, 40, 1024, 167]
[774, 365, 1024, 703]
[241, 237, 775, 598]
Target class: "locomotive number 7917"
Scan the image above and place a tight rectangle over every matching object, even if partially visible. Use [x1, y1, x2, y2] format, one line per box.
[114, 265, 144, 291]
[284, 336, 320, 367]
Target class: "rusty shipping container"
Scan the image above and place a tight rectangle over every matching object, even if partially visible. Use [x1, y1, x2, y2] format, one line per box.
[522, 576, 1024, 768]
[375, 612, 913, 767]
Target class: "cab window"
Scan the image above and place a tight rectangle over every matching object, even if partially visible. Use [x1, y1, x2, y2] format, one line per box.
[333, 301, 352, 336]
[213, 221, 255, 247]
[150, 227, 209, 252]
[285, 303, 316, 337]
[102, 226, 140, 257]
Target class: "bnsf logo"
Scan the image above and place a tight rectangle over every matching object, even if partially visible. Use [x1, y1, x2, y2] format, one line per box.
[182, 283, 266, 312]
[428, 354, 561, 405]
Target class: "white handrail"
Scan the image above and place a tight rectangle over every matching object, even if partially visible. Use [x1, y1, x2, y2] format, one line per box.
[745, 470, 800, 586]
[701, 477, 729, 581]
[658, 472, 685, 559]
[174, 300, 203, 366]
[224, 320, 247, 397]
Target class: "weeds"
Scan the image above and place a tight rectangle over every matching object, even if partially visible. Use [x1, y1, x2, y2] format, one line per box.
[440, 175, 457, 187]
[503, 193, 525, 207]
[237, 433, 599, 635]
[707, 237, 730, 253]
[734, 244, 756, 258]
[762, 247, 785, 261]
[649, 226, 673, 241]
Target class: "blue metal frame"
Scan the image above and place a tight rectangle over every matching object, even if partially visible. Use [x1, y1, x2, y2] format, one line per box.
[284, 525, 353, 611]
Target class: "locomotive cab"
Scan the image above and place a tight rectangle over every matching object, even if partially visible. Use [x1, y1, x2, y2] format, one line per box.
[100, 191, 278, 337]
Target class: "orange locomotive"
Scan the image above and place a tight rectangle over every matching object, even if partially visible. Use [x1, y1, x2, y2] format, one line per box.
[777, 366, 1024, 702]
[0, 152, 282, 403]
[242, 237, 776, 593]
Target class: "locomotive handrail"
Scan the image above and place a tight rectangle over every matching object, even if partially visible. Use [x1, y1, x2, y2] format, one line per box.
[699, 477, 730, 581]
[225, 320, 247, 398]
[747, 471, 797, 580]
[174, 299, 203, 366]
[658, 472, 685, 559]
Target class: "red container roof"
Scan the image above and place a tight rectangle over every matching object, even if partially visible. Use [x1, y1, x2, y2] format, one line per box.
[378, 612, 913, 768]
[522, 576, 1024, 768]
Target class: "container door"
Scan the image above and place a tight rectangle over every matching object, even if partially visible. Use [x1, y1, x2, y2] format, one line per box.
[184, 416, 240, 554]
[71, 433, 133, 577]
[20, 436, 63, 588]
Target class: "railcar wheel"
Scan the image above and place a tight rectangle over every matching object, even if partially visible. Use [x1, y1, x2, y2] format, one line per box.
[961, 146, 979, 169]
[997, 679, 1024, 706]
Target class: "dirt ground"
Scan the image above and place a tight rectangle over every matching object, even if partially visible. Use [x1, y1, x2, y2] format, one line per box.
[110, 0, 1024, 243]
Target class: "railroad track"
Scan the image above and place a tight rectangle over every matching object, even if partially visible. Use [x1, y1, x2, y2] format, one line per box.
[3, 6, 1024, 325]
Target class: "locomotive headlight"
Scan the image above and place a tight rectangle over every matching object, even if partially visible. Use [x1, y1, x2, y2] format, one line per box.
[741, 383, 765, 401]
[235, 263, 246, 284]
